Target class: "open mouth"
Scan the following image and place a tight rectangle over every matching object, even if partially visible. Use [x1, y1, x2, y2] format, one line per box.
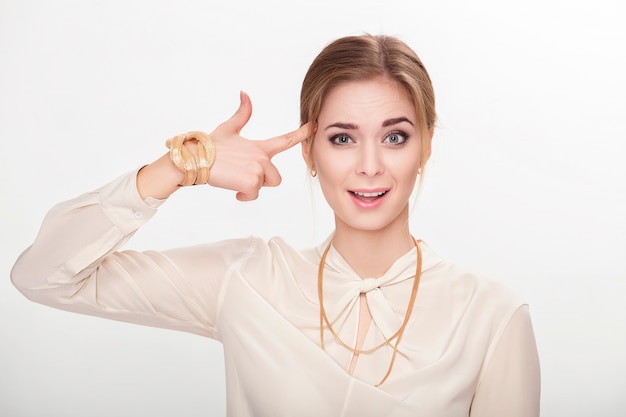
[351, 191, 387, 198]
[349, 190, 389, 205]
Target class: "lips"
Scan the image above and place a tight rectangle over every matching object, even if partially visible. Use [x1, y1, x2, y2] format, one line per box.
[348, 189, 389, 208]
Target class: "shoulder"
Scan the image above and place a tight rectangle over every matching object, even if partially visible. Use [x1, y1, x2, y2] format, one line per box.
[419, 242, 526, 322]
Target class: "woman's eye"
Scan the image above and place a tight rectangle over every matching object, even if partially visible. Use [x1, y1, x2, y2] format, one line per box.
[330, 134, 353, 145]
[384, 131, 408, 145]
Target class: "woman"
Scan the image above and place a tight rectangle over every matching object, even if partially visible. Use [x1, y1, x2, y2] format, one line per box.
[11, 35, 540, 416]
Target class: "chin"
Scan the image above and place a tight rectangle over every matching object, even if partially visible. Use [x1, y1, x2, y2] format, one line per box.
[337, 215, 402, 234]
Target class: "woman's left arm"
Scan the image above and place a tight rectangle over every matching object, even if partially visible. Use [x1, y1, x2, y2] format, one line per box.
[470, 305, 541, 417]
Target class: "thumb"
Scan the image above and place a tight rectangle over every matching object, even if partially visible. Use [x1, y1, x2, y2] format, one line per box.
[218, 91, 253, 135]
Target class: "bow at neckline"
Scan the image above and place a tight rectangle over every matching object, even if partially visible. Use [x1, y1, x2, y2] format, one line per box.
[318, 242, 422, 345]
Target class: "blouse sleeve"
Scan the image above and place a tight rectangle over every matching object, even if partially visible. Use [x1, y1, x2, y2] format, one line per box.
[10, 169, 253, 339]
[470, 304, 541, 417]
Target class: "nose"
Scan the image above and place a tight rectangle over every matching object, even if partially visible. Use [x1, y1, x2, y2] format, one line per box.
[356, 141, 384, 176]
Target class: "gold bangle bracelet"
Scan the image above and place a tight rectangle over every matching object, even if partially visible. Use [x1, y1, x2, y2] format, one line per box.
[166, 133, 196, 186]
[165, 131, 216, 186]
[195, 133, 216, 184]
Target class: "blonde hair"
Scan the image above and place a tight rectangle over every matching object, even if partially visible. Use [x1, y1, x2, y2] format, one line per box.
[300, 34, 436, 175]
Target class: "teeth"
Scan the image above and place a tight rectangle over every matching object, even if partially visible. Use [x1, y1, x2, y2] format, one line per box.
[353, 191, 386, 197]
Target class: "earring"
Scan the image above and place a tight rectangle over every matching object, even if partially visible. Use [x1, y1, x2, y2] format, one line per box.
[311, 170, 317, 177]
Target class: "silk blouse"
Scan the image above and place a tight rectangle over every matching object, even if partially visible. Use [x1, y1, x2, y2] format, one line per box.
[11, 169, 540, 416]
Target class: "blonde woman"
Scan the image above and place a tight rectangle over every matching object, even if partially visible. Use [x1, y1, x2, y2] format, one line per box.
[12, 34, 540, 416]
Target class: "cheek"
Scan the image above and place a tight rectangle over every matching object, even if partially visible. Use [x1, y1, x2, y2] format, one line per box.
[315, 156, 343, 182]
[313, 152, 349, 199]
[393, 155, 421, 186]
[310, 139, 331, 173]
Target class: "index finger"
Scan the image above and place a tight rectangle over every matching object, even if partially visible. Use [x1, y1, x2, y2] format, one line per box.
[258, 122, 313, 158]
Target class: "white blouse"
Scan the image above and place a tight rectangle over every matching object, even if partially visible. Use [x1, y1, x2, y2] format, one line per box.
[11, 169, 540, 416]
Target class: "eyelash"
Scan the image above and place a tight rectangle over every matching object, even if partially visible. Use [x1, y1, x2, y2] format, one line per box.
[328, 130, 410, 146]
[384, 130, 409, 145]
[329, 134, 353, 145]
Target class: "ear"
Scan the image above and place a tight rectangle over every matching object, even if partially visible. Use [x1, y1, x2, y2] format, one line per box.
[301, 140, 316, 172]
[301, 123, 317, 171]
[301, 139, 309, 165]
[423, 127, 434, 163]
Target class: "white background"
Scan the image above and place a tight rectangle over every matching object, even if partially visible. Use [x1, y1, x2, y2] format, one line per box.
[1, 0, 625, 416]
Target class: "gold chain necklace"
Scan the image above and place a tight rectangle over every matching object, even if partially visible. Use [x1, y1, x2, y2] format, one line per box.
[318, 236, 423, 386]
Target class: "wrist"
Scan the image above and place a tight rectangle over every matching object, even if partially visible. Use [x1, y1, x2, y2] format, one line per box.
[137, 153, 184, 200]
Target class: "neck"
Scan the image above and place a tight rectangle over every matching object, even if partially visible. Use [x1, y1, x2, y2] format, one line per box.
[332, 210, 415, 279]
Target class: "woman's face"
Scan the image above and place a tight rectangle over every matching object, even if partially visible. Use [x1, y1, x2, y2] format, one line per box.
[304, 77, 431, 234]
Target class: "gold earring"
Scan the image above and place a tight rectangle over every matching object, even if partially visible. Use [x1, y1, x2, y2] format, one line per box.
[311, 169, 317, 177]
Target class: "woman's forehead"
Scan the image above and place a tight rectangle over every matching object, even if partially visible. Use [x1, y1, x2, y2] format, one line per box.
[319, 78, 417, 126]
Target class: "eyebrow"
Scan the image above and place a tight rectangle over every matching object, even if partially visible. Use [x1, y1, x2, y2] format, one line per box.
[324, 122, 358, 130]
[382, 117, 414, 127]
[324, 117, 414, 130]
